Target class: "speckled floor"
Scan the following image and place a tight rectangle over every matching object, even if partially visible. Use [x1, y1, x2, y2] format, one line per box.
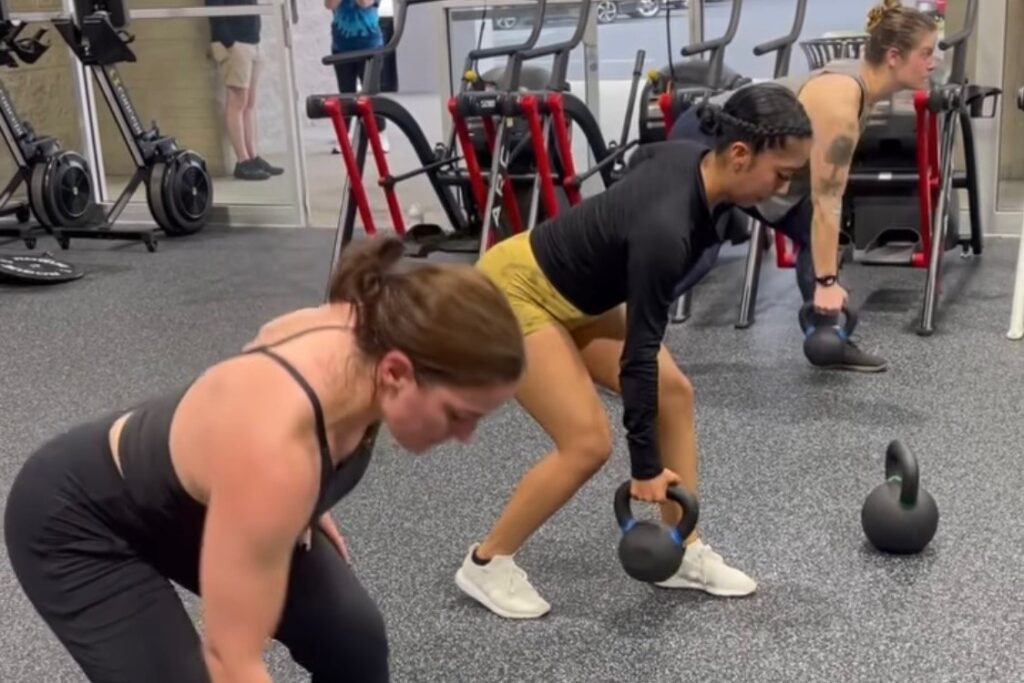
[1, 225, 1023, 682]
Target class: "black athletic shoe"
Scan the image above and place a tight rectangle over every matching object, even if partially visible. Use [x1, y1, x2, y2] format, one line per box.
[253, 156, 285, 176]
[816, 337, 889, 373]
[233, 159, 270, 181]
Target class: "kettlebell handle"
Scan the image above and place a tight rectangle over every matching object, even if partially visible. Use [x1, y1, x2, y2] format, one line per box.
[884, 439, 919, 506]
[613, 481, 700, 544]
[798, 302, 858, 339]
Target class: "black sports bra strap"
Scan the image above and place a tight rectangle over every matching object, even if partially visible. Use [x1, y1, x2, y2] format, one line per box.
[250, 348, 334, 491]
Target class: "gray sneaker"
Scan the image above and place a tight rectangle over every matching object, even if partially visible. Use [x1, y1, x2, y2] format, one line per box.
[233, 159, 270, 181]
[253, 156, 285, 176]
[814, 336, 888, 373]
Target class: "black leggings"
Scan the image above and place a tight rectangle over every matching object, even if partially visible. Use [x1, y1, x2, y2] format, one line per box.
[333, 53, 387, 132]
[4, 420, 389, 683]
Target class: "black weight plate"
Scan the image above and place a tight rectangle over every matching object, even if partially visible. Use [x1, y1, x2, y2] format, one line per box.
[28, 158, 55, 227]
[44, 151, 94, 227]
[145, 161, 172, 231]
[160, 149, 210, 235]
[0, 253, 85, 284]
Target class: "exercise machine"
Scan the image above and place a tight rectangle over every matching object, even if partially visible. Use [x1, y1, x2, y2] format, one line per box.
[307, 0, 551, 264]
[637, 0, 750, 146]
[1008, 86, 1024, 341]
[733, 0, 808, 329]
[0, 3, 95, 249]
[455, 0, 646, 254]
[50, 0, 213, 251]
[0, 0, 87, 284]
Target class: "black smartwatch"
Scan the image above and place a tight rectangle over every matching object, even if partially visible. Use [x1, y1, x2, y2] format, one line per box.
[815, 274, 839, 287]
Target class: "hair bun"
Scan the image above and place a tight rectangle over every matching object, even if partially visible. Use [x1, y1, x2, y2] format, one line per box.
[327, 235, 405, 318]
[696, 103, 724, 137]
[866, 0, 901, 31]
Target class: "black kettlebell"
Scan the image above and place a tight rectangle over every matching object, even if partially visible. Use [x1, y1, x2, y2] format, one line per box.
[798, 302, 858, 367]
[614, 481, 700, 583]
[861, 440, 939, 555]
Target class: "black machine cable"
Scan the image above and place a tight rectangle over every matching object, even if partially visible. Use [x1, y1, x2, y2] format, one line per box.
[665, 3, 675, 85]
[475, 1, 487, 61]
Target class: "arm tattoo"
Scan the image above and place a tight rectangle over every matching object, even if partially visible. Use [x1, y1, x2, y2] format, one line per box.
[826, 135, 855, 166]
[816, 134, 856, 197]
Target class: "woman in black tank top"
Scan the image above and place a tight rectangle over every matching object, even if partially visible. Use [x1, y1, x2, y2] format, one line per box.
[670, 0, 939, 374]
[4, 237, 525, 683]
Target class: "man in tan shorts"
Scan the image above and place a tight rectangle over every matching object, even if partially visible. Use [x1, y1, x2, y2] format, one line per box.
[208, 0, 284, 180]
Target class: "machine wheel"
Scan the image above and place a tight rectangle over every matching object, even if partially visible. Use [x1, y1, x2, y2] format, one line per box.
[28, 152, 94, 228]
[146, 150, 213, 236]
[44, 151, 94, 227]
[28, 160, 55, 228]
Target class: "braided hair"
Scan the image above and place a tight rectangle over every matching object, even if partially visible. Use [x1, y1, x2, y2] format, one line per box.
[697, 83, 812, 154]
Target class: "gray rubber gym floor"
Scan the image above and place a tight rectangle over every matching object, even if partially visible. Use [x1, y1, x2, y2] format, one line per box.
[2, 226, 1023, 682]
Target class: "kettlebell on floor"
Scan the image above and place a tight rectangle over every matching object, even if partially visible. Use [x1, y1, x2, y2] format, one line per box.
[798, 302, 858, 368]
[614, 481, 700, 583]
[861, 439, 939, 555]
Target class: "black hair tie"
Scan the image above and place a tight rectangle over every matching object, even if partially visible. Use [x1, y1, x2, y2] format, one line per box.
[697, 103, 723, 137]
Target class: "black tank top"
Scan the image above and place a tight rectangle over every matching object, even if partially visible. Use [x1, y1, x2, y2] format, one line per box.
[115, 326, 376, 539]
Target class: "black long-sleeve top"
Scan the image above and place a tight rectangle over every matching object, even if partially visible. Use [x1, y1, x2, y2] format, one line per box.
[529, 140, 727, 480]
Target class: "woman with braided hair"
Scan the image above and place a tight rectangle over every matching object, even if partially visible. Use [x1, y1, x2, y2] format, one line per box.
[456, 82, 812, 619]
[670, 0, 939, 373]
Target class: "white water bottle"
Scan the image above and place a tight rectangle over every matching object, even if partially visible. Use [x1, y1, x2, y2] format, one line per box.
[407, 202, 424, 226]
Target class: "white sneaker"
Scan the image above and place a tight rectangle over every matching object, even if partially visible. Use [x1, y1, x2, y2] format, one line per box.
[654, 539, 757, 597]
[455, 544, 551, 619]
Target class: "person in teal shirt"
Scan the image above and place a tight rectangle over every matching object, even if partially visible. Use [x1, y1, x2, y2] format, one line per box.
[327, 0, 384, 93]
[325, 0, 386, 149]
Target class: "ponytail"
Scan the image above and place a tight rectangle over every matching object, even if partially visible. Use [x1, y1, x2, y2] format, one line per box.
[327, 236, 525, 387]
[328, 236, 405, 358]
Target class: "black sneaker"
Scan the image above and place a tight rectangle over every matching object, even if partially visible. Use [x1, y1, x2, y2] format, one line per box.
[233, 159, 270, 181]
[818, 337, 889, 373]
[253, 156, 285, 176]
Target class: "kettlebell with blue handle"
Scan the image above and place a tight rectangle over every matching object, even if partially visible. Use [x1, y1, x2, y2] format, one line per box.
[798, 302, 858, 368]
[614, 481, 700, 583]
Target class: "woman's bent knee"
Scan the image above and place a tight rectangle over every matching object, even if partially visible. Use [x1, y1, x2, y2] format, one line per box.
[556, 423, 613, 472]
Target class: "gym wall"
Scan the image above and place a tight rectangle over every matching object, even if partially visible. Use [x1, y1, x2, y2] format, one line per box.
[997, 0, 1024, 183]
[2, 0, 83, 190]
[293, 0, 345, 131]
[94, 1, 226, 177]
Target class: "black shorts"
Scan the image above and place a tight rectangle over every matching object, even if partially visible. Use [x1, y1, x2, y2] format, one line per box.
[4, 418, 389, 683]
